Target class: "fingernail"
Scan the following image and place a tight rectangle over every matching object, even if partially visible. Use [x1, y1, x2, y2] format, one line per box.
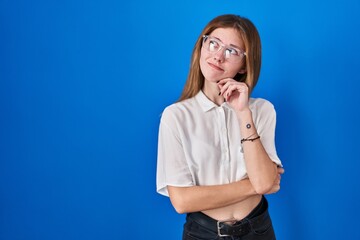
[216, 80, 220, 83]
[218, 92, 221, 96]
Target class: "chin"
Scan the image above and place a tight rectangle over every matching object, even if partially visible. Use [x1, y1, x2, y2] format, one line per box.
[203, 72, 223, 82]
[204, 76, 220, 83]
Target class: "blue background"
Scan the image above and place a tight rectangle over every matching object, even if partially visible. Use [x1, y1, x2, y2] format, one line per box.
[1, 0, 360, 239]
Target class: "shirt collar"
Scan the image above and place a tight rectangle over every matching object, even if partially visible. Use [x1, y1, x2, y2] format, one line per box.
[195, 90, 226, 112]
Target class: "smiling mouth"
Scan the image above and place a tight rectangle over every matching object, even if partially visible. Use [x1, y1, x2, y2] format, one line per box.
[208, 62, 224, 71]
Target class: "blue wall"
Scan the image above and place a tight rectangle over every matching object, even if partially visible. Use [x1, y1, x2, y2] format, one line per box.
[1, 0, 360, 239]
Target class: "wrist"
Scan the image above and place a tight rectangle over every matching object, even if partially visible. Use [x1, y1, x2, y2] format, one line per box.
[236, 108, 252, 123]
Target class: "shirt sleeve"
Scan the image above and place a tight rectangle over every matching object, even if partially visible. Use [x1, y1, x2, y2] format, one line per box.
[156, 107, 194, 197]
[254, 99, 282, 167]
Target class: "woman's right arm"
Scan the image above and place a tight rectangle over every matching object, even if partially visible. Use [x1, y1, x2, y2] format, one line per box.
[167, 168, 283, 214]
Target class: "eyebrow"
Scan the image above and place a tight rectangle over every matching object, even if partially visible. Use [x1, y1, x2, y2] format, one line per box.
[211, 36, 242, 50]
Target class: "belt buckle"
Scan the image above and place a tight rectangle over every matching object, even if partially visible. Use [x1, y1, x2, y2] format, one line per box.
[217, 219, 235, 237]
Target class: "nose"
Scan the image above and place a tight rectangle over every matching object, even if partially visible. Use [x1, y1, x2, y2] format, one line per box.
[213, 47, 225, 62]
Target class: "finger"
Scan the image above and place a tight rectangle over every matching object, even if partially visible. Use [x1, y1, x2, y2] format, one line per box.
[217, 78, 234, 85]
[217, 79, 231, 92]
[220, 81, 245, 97]
[218, 78, 246, 91]
[217, 80, 226, 91]
[225, 84, 239, 98]
[218, 79, 236, 95]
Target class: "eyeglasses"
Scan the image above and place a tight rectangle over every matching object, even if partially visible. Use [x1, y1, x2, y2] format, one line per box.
[202, 35, 246, 63]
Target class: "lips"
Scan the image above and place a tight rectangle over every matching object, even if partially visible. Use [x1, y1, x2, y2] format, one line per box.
[208, 62, 224, 72]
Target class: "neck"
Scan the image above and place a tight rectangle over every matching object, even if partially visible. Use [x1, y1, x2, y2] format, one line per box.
[202, 80, 225, 106]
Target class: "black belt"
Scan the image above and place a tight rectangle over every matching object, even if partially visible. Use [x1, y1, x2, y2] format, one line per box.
[187, 197, 270, 237]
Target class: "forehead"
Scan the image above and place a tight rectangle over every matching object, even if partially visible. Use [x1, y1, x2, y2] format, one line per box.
[209, 28, 244, 48]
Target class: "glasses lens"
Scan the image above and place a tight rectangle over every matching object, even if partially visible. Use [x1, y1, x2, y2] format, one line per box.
[203, 36, 245, 63]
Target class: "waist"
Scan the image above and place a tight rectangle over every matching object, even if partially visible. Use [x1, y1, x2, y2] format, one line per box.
[203, 194, 262, 220]
[186, 196, 270, 237]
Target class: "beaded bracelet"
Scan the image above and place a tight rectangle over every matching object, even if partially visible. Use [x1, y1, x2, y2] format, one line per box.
[241, 135, 260, 144]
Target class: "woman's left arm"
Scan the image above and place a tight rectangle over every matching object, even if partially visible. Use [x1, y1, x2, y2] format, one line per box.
[236, 108, 279, 194]
[219, 78, 283, 194]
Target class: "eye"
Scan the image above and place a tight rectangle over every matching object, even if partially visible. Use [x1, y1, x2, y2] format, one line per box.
[226, 48, 240, 56]
[209, 39, 220, 52]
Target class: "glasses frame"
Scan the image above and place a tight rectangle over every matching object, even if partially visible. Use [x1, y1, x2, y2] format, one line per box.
[202, 35, 246, 62]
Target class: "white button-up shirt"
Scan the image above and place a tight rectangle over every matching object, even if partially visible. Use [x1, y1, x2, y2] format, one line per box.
[156, 90, 282, 197]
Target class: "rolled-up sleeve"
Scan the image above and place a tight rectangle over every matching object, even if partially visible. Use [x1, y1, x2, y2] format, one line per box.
[156, 108, 194, 197]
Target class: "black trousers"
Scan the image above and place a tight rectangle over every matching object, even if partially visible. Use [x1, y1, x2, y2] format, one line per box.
[182, 196, 276, 240]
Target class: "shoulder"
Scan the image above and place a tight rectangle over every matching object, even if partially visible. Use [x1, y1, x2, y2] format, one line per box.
[250, 98, 275, 112]
[160, 97, 198, 123]
[249, 98, 276, 118]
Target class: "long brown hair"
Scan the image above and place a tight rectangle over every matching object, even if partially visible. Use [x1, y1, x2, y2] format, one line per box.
[178, 14, 262, 102]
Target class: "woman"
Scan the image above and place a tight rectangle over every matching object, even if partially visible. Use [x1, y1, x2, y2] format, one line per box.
[156, 14, 284, 240]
